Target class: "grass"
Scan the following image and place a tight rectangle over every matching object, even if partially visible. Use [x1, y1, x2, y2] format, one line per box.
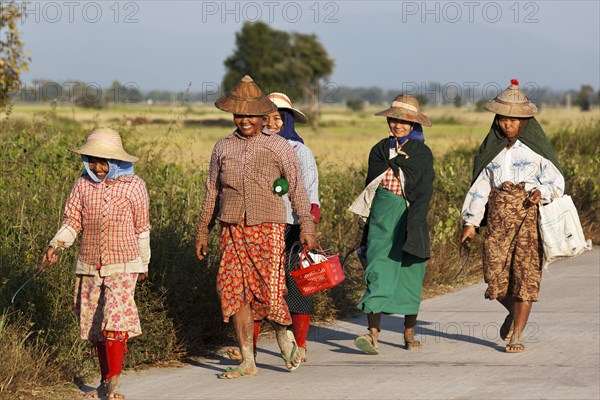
[0, 103, 598, 398]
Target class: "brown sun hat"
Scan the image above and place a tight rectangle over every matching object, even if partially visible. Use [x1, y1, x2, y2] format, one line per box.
[70, 128, 139, 162]
[215, 75, 277, 116]
[375, 94, 432, 127]
[267, 92, 308, 124]
[484, 79, 539, 118]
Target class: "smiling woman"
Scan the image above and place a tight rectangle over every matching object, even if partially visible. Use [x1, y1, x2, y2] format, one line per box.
[195, 75, 317, 379]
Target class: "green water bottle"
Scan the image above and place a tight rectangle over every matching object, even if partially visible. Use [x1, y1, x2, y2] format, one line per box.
[273, 176, 289, 196]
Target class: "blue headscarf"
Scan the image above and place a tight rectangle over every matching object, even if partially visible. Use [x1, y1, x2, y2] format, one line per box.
[388, 118, 425, 149]
[277, 109, 304, 144]
[82, 155, 134, 183]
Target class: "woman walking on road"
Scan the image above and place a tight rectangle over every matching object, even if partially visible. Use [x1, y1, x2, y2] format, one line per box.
[460, 79, 565, 353]
[351, 94, 435, 355]
[195, 76, 317, 378]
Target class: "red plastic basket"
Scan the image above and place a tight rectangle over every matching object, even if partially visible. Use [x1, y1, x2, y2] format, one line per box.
[291, 245, 345, 296]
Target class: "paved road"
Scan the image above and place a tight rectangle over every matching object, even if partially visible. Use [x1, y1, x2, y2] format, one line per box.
[118, 249, 599, 400]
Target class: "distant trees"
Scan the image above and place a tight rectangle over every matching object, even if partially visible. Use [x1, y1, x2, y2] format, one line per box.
[0, 2, 30, 110]
[223, 22, 334, 127]
[576, 84, 594, 111]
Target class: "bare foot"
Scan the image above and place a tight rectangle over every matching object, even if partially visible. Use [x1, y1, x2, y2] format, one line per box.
[226, 347, 243, 362]
[82, 381, 107, 398]
[277, 330, 301, 371]
[298, 345, 308, 363]
[107, 375, 125, 399]
[404, 328, 423, 350]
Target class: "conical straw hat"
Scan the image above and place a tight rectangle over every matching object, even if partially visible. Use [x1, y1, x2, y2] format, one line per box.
[215, 75, 277, 116]
[70, 128, 139, 162]
[484, 79, 539, 117]
[374, 94, 432, 127]
[267, 92, 308, 124]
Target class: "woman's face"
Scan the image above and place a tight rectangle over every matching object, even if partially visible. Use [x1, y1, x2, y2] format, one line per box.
[88, 156, 109, 180]
[497, 115, 523, 140]
[263, 111, 284, 134]
[233, 115, 263, 137]
[388, 118, 413, 138]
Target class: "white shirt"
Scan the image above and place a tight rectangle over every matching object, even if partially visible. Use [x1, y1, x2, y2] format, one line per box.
[282, 140, 320, 225]
[461, 140, 565, 227]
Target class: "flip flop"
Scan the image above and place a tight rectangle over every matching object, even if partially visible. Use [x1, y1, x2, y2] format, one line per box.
[404, 339, 423, 350]
[354, 334, 379, 355]
[218, 367, 249, 379]
[280, 330, 302, 372]
[505, 341, 525, 353]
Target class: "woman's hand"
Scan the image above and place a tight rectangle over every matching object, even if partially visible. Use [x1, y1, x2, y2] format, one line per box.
[300, 233, 317, 250]
[526, 189, 542, 206]
[137, 272, 148, 282]
[460, 225, 476, 244]
[41, 244, 62, 271]
[195, 238, 209, 261]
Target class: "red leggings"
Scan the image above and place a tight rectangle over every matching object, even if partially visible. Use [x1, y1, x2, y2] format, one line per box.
[95, 331, 128, 381]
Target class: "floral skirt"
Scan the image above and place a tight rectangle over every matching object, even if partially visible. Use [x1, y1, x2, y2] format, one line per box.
[483, 182, 543, 302]
[217, 220, 291, 325]
[74, 272, 141, 343]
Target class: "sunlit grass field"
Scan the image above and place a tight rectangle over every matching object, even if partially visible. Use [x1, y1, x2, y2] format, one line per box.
[10, 103, 599, 167]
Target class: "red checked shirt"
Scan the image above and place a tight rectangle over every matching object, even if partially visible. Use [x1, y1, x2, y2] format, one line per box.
[196, 129, 315, 241]
[380, 168, 403, 197]
[62, 174, 151, 266]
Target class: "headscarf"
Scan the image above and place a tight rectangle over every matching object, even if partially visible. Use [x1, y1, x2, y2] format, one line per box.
[277, 109, 304, 144]
[82, 155, 135, 183]
[388, 119, 425, 149]
[471, 117, 562, 184]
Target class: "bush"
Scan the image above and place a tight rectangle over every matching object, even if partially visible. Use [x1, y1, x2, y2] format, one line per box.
[1, 112, 597, 396]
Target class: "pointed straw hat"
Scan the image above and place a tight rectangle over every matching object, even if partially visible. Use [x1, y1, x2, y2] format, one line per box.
[374, 94, 432, 127]
[215, 75, 277, 116]
[267, 92, 308, 124]
[70, 128, 139, 162]
[484, 79, 539, 117]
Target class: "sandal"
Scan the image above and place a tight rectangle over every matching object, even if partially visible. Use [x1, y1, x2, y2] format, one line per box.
[280, 330, 302, 371]
[505, 340, 525, 353]
[218, 366, 254, 379]
[404, 339, 423, 350]
[354, 334, 379, 355]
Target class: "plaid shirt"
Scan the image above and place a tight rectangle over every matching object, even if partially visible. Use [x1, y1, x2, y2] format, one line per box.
[196, 129, 315, 241]
[62, 175, 151, 266]
[380, 167, 403, 196]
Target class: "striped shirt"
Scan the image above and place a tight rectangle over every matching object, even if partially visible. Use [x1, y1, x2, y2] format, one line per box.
[62, 174, 151, 266]
[282, 140, 320, 225]
[196, 129, 316, 241]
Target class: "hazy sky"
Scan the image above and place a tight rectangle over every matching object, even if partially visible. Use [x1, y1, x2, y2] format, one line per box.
[13, 0, 600, 93]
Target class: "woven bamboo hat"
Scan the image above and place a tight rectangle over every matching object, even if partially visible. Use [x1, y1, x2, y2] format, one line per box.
[267, 92, 308, 124]
[374, 94, 432, 127]
[215, 75, 277, 116]
[70, 128, 139, 162]
[484, 79, 539, 117]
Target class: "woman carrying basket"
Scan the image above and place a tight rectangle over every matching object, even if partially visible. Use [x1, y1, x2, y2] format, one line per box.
[195, 76, 317, 378]
[351, 94, 434, 354]
[228, 92, 320, 363]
